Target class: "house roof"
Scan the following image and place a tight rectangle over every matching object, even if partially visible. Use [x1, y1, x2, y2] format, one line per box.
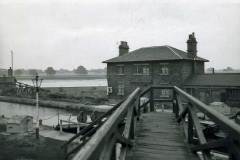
[184, 74, 240, 87]
[103, 45, 209, 63]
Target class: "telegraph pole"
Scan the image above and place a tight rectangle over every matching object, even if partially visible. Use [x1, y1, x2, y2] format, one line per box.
[32, 73, 43, 139]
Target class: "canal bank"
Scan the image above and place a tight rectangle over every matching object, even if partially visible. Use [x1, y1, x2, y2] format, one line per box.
[0, 95, 112, 113]
[44, 86, 109, 104]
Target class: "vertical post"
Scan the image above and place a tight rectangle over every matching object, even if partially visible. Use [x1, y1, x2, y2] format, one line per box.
[57, 109, 60, 125]
[150, 87, 154, 112]
[77, 124, 80, 134]
[60, 120, 63, 133]
[11, 50, 13, 76]
[137, 96, 140, 120]
[36, 88, 39, 139]
[143, 104, 148, 113]
[188, 111, 194, 144]
[161, 104, 164, 112]
[173, 90, 179, 118]
[130, 108, 135, 139]
[39, 119, 42, 126]
[32, 74, 42, 139]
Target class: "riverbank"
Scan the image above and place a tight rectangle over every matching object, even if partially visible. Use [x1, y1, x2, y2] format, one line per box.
[40, 86, 121, 106]
[0, 86, 119, 115]
[44, 86, 108, 103]
[0, 95, 112, 113]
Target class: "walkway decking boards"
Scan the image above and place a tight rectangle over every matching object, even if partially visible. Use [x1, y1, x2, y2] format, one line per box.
[127, 112, 199, 160]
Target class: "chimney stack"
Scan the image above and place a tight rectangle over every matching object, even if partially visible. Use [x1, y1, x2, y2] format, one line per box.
[187, 32, 197, 57]
[119, 41, 129, 56]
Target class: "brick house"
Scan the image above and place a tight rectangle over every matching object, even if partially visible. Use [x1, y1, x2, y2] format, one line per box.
[103, 33, 209, 99]
[103, 33, 240, 113]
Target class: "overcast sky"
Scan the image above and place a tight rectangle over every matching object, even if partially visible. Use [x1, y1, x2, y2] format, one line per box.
[0, 0, 239, 70]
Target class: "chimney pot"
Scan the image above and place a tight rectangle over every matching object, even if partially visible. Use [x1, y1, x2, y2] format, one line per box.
[187, 32, 197, 57]
[119, 41, 129, 56]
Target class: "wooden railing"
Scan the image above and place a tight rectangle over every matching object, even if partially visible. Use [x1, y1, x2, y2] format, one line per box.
[62, 99, 125, 159]
[66, 88, 140, 160]
[68, 86, 240, 160]
[0, 81, 42, 97]
[15, 82, 35, 97]
[173, 86, 240, 160]
[0, 81, 35, 96]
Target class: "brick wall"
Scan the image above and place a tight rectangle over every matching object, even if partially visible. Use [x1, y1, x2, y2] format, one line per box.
[107, 60, 204, 99]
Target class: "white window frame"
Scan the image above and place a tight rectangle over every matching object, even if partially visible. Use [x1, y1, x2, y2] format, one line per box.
[134, 64, 150, 75]
[159, 63, 169, 75]
[117, 82, 124, 96]
[116, 64, 124, 75]
[107, 87, 112, 95]
[160, 89, 170, 98]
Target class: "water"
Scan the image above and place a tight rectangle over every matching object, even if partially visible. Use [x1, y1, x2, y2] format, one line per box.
[0, 101, 78, 126]
[0, 79, 109, 126]
[19, 79, 107, 88]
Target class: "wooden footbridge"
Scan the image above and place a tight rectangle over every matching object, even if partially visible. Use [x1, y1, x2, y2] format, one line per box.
[62, 86, 240, 160]
[0, 81, 35, 97]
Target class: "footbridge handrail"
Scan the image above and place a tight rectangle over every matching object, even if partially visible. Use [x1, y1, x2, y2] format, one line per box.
[70, 85, 240, 160]
[174, 86, 240, 138]
[71, 88, 141, 160]
[173, 86, 240, 160]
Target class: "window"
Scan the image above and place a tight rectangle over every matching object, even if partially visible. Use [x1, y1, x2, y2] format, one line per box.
[159, 63, 169, 75]
[107, 87, 113, 95]
[160, 89, 170, 98]
[116, 65, 124, 75]
[135, 64, 150, 75]
[117, 82, 124, 96]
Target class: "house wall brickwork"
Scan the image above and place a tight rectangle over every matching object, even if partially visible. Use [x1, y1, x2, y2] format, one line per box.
[107, 60, 205, 99]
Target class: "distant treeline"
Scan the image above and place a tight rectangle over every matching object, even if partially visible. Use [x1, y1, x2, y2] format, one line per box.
[0, 66, 106, 77]
[206, 67, 240, 73]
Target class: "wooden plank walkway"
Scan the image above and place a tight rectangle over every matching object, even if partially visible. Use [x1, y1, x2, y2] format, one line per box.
[127, 112, 199, 160]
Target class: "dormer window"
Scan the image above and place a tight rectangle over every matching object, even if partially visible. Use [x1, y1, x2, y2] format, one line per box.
[159, 63, 169, 75]
[116, 65, 124, 75]
[134, 64, 150, 75]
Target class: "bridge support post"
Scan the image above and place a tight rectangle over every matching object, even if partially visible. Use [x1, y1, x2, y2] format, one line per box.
[173, 91, 179, 118]
[188, 111, 194, 144]
[150, 88, 154, 112]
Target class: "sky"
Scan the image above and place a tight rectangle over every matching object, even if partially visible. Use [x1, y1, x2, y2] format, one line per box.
[0, 0, 240, 70]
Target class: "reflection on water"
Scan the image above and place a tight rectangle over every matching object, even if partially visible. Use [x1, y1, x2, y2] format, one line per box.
[19, 79, 107, 87]
[0, 101, 78, 126]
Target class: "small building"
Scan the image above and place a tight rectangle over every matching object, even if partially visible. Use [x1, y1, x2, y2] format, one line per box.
[184, 73, 240, 113]
[6, 115, 33, 133]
